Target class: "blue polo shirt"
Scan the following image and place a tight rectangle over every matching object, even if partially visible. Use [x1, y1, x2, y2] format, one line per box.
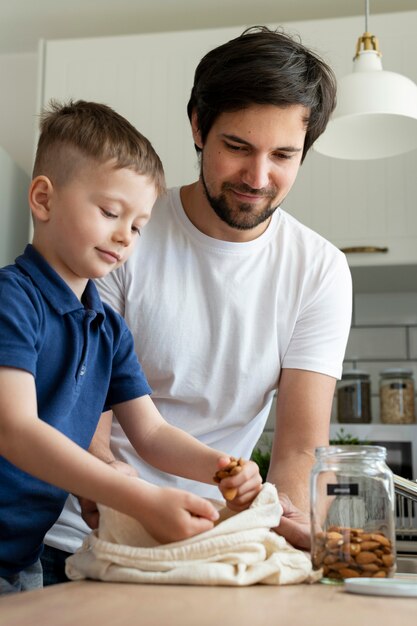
[0, 245, 151, 576]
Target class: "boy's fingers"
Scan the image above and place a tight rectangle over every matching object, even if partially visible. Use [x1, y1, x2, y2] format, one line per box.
[187, 516, 216, 536]
[216, 455, 231, 470]
[187, 495, 219, 522]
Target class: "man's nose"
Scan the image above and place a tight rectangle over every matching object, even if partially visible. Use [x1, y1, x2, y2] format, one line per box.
[240, 154, 271, 190]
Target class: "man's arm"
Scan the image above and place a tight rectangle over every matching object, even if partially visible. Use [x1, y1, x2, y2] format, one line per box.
[268, 368, 335, 510]
[266, 368, 336, 547]
[88, 410, 115, 462]
[88, 410, 136, 475]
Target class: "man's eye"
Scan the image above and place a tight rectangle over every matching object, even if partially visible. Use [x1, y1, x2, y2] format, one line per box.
[225, 142, 246, 152]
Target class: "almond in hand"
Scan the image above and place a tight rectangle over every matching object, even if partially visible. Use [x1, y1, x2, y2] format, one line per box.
[213, 457, 245, 501]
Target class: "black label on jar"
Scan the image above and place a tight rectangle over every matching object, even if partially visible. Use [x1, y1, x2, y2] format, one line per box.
[389, 383, 407, 390]
[327, 483, 359, 496]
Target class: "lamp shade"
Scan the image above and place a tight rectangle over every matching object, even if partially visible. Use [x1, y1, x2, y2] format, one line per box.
[314, 50, 417, 160]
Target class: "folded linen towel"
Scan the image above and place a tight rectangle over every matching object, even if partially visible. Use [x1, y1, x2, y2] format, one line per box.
[65, 482, 318, 586]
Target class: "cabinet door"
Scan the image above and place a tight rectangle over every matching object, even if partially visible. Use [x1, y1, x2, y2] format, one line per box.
[38, 13, 417, 266]
[39, 26, 242, 188]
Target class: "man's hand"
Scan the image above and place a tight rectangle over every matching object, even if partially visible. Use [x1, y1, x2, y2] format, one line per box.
[78, 459, 137, 529]
[273, 493, 311, 550]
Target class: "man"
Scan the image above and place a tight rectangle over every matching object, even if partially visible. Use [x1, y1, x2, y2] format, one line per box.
[42, 26, 352, 583]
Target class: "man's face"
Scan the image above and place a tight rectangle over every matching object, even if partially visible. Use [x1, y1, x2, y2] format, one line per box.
[193, 104, 308, 231]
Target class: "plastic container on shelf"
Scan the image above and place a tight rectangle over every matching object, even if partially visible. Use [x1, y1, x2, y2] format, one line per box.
[310, 445, 396, 584]
[336, 370, 372, 424]
[379, 368, 415, 424]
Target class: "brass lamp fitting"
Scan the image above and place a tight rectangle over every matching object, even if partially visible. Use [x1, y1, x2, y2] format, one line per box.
[354, 32, 381, 58]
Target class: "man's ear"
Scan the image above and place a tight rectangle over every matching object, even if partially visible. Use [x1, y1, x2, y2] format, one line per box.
[29, 176, 54, 222]
[190, 110, 203, 150]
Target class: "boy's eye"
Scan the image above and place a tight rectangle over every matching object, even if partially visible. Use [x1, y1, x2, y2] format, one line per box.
[101, 208, 117, 218]
[131, 226, 141, 235]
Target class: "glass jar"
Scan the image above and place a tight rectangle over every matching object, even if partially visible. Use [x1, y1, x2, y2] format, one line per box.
[310, 446, 396, 584]
[379, 368, 415, 424]
[337, 370, 371, 423]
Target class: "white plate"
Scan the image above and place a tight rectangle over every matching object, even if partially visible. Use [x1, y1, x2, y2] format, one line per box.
[344, 575, 417, 597]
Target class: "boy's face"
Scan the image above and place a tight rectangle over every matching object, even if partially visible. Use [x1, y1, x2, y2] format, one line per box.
[33, 159, 157, 296]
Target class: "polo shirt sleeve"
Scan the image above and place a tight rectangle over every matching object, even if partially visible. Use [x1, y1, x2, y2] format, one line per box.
[0, 273, 41, 375]
[104, 319, 152, 410]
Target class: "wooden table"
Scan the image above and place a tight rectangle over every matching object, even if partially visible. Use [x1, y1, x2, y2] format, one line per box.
[0, 580, 416, 626]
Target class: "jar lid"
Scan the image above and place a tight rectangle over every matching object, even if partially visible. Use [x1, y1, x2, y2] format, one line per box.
[315, 445, 387, 460]
[341, 369, 370, 380]
[380, 368, 414, 379]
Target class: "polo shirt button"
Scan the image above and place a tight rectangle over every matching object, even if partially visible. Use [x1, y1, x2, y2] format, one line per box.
[80, 365, 87, 376]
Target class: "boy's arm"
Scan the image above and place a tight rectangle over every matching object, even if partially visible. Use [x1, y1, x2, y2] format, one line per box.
[0, 367, 220, 543]
[79, 410, 137, 529]
[113, 395, 262, 508]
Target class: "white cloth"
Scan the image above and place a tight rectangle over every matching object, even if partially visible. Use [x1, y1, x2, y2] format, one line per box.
[65, 483, 319, 586]
[46, 188, 352, 553]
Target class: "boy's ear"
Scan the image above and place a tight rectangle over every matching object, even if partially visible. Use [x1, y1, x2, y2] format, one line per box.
[190, 110, 203, 149]
[29, 176, 54, 222]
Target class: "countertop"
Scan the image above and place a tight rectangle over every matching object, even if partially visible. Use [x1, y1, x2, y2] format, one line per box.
[0, 580, 416, 626]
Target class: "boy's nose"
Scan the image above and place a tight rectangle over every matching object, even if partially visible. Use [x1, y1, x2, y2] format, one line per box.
[113, 225, 133, 246]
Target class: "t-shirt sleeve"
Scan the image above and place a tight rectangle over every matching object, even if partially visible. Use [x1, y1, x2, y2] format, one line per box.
[0, 275, 40, 375]
[281, 250, 352, 379]
[95, 267, 126, 317]
[104, 319, 152, 410]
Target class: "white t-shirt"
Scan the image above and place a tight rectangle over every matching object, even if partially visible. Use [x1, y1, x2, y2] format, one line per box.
[45, 187, 352, 552]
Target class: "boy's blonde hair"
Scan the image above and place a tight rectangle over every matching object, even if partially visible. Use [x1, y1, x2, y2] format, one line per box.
[33, 99, 166, 194]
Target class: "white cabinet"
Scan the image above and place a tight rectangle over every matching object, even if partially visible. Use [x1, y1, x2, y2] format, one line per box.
[38, 26, 244, 189]
[287, 144, 417, 268]
[37, 12, 417, 267]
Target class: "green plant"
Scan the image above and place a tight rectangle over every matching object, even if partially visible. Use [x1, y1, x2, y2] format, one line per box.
[329, 427, 369, 445]
[251, 429, 370, 480]
[250, 446, 271, 482]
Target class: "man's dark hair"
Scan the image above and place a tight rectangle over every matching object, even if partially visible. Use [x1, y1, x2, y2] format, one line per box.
[187, 26, 337, 162]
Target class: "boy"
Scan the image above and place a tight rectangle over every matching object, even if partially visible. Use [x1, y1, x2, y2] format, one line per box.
[0, 100, 262, 594]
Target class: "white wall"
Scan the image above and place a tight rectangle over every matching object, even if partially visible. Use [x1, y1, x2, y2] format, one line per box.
[0, 52, 38, 175]
[0, 146, 30, 265]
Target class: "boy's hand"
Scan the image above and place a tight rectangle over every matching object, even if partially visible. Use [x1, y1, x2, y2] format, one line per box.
[138, 485, 220, 544]
[78, 459, 138, 529]
[213, 456, 262, 512]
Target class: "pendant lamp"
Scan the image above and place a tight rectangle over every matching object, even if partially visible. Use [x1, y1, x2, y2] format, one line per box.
[314, 0, 417, 160]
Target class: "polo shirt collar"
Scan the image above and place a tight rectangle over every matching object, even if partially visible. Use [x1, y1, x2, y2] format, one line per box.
[16, 245, 106, 323]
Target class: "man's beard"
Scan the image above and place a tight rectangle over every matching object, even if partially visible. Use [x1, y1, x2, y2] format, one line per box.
[201, 169, 280, 231]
